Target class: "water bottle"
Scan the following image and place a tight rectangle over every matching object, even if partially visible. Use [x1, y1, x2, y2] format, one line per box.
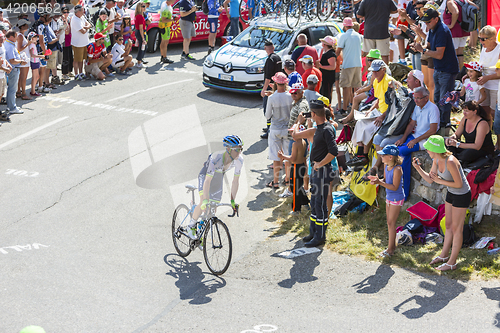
[197, 219, 205, 235]
[141, 43, 145, 51]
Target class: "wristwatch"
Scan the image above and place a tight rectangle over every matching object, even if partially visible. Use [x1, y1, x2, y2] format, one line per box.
[456, 141, 461, 148]
[422, 48, 427, 54]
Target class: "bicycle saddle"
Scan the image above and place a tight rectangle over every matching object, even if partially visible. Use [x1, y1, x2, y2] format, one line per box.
[185, 184, 197, 191]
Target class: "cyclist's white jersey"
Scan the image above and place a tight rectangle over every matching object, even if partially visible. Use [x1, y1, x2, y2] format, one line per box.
[206, 150, 244, 177]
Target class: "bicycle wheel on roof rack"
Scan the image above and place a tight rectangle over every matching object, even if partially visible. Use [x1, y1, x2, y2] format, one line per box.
[317, 0, 333, 21]
[286, 0, 301, 29]
[329, 0, 343, 20]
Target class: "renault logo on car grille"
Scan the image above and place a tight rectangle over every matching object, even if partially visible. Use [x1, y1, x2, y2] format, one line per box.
[223, 63, 233, 73]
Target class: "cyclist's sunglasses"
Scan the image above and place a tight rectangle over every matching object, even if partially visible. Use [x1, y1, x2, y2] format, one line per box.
[231, 147, 243, 152]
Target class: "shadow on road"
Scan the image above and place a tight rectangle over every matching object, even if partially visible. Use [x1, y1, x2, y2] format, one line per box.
[393, 272, 466, 319]
[196, 88, 262, 107]
[482, 287, 500, 328]
[273, 242, 321, 289]
[243, 139, 267, 156]
[164, 254, 226, 305]
[352, 264, 395, 294]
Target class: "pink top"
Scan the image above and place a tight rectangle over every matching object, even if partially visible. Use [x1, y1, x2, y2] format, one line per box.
[29, 43, 40, 63]
[442, 0, 469, 38]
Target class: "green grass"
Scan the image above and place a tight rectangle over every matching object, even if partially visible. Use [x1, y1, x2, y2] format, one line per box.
[269, 183, 500, 280]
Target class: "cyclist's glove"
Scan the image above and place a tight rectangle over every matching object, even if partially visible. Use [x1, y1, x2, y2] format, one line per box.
[201, 199, 209, 210]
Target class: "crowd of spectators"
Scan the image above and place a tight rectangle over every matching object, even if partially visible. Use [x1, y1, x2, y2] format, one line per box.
[258, 0, 498, 268]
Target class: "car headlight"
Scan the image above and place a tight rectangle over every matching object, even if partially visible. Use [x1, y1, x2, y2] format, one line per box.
[204, 56, 214, 68]
[245, 66, 264, 74]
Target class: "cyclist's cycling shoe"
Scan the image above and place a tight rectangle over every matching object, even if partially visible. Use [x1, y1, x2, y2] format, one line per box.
[186, 227, 197, 240]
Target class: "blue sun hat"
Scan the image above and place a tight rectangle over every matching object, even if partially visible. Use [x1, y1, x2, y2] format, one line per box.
[377, 144, 399, 156]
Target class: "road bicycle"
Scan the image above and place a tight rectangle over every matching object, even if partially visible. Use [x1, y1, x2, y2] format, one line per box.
[172, 184, 238, 275]
[330, 0, 352, 20]
[239, 0, 290, 24]
[285, 0, 333, 29]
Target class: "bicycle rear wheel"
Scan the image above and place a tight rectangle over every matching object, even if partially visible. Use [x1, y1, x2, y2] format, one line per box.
[239, 0, 251, 23]
[317, 0, 332, 21]
[203, 218, 232, 275]
[172, 204, 192, 257]
[286, 0, 301, 29]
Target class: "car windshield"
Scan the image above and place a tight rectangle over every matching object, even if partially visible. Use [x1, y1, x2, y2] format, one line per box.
[130, 0, 163, 12]
[232, 26, 294, 52]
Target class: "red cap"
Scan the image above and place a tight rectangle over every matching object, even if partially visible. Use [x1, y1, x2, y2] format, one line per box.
[94, 33, 105, 40]
[44, 49, 52, 56]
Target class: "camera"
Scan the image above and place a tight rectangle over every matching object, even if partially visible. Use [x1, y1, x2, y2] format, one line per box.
[303, 112, 311, 118]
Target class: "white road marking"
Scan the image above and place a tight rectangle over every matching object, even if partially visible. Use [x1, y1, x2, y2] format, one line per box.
[106, 78, 194, 102]
[0, 117, 68, 151]
[5, 169, 39, 177]
[276, 247, 321, 259]
[0, 243, 49, 254]
[40, 96, 158, 116]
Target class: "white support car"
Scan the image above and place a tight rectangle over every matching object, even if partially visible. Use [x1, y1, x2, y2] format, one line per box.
[203, 18, 343, 94]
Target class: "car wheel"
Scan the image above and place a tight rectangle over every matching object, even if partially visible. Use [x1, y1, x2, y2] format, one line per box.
[147, 29, 160, 53]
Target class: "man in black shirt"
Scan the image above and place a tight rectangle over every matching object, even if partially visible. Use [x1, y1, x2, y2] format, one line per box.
[302, 100, 338, 247]
[261, 40, 282, 139]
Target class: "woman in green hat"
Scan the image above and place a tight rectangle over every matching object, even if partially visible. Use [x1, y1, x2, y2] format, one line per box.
[412, 135, 471, 271]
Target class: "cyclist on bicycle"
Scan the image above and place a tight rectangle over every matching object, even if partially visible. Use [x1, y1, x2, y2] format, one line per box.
[186, 135, 244, 239]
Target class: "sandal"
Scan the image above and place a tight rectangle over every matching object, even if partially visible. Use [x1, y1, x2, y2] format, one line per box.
[266, 181, 280, 189]
[16, 92, 22, 98]
[281, 179, 290, 186]
[378, 249, 393, 258]
[435, 263, 457, 271]
[21, 95, 32, 100]
[429, 256, 449, 265]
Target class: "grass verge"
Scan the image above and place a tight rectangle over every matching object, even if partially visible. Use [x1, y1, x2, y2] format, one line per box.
[269, 183, 500, 281]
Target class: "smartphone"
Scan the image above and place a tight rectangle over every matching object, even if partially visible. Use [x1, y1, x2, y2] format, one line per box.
[303, 112, 311, 118]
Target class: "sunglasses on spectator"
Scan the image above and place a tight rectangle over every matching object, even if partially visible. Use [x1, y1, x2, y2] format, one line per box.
[416, 6, 423, 10]
[366, 58, 374, 62]
[479, 37, 490, 41]
[118, 38, 124, 40]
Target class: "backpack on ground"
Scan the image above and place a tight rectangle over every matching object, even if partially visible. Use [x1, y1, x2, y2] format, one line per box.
[455, 0, 479, 32]
[202, 0, 209, 15]
[462, 223, 477, 247]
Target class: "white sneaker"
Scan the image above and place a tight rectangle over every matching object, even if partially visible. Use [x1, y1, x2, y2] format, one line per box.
[42, 87, 51, 93]
[279, 188, 293, 198]
[62, 74, 70, 80]
[186, 227, 197, 240]
[135, 62, 145, 68]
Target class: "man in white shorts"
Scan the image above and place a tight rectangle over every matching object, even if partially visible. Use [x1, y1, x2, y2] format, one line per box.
[265, 72, 293, 188]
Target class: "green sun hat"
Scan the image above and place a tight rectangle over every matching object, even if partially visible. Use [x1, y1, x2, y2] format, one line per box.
[143, 0, 150, 3]
[367, 49, 382, 60]
[423, 135, 447, 153]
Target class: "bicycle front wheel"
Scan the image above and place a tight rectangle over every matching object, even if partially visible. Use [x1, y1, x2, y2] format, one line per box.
[172, 204, 192, 257]
[317, 0, 332, 21]
[203, 218, 232, 275]
[286, 0, 301, 29]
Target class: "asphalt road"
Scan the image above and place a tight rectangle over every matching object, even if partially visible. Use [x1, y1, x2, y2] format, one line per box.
[1, 41, 500, 333]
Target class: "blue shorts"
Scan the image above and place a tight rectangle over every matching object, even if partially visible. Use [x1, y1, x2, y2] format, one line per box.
[208, 17, 218, 33]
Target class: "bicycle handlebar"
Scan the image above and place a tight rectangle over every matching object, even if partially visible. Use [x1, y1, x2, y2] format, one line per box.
[207, 202, 239, 218]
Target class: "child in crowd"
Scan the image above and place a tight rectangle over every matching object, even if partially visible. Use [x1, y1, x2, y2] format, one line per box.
[278, 124, 309, 213]
[120, 14, 132, 44]
[461, 61, 486, 105]
[27, 32, 45, 97]
[303, 75, 322, 104]
[368, 144, 404, 258]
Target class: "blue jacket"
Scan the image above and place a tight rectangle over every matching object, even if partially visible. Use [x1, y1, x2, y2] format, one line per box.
[208, 0, 220, 17]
